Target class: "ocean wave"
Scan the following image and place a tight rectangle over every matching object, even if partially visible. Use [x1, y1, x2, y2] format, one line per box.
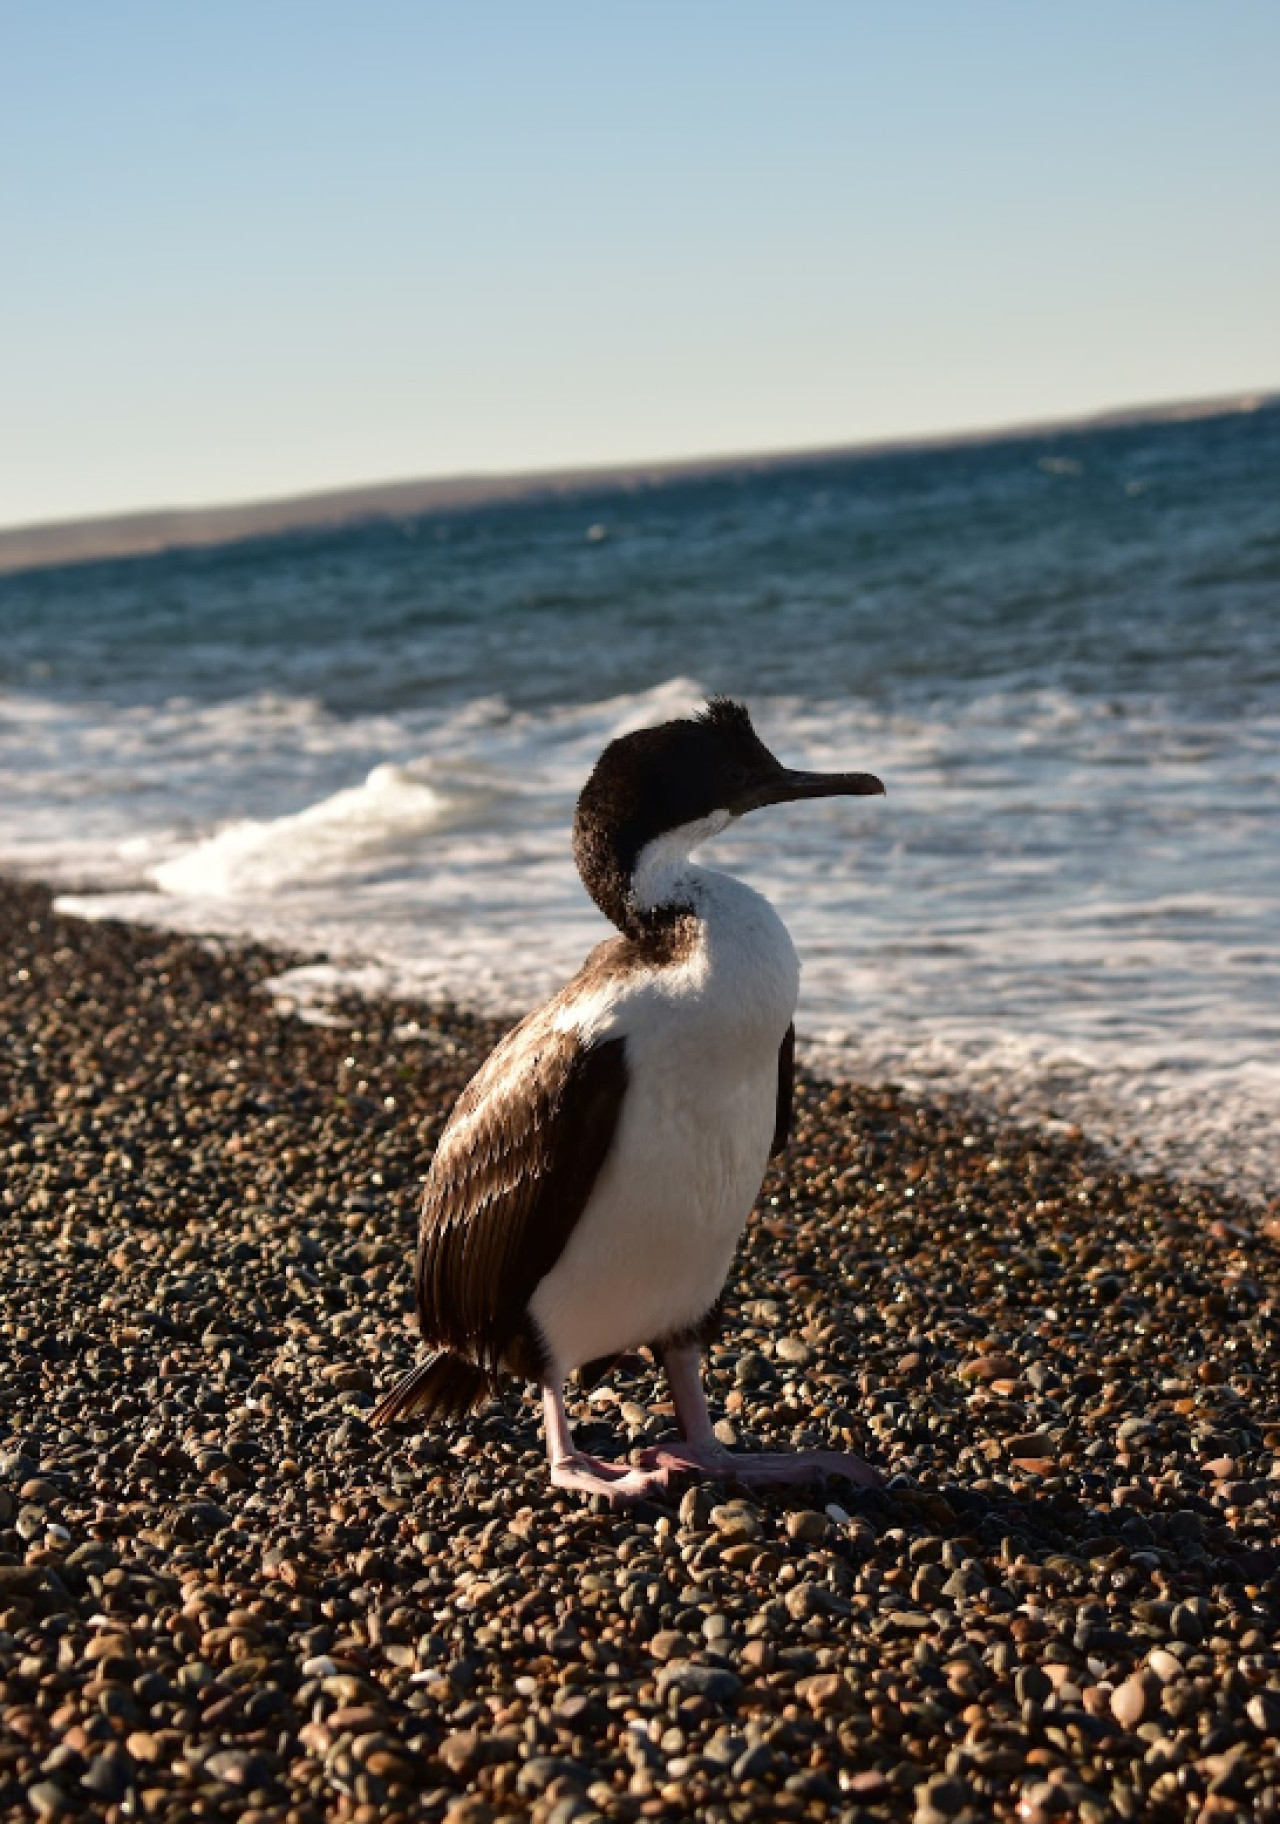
[15, 674, 1272, 1199]
[149, 763, 471, 897]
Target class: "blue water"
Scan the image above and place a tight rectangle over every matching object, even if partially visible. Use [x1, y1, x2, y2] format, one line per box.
[6, 407, 1278, 716]
[2, 404, 1278, 1193]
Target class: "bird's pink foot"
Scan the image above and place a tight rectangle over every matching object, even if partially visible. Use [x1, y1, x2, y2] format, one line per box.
[636, 1441, 882, 1489]
[549, 1452, 672, 1504]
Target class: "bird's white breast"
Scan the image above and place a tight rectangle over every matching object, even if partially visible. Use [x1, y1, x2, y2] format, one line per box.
[529, 865, 800, 1372]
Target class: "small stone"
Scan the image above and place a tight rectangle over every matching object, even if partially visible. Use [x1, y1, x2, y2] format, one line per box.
[1147, 1649, 1182, 1683]
[1116, 1416, 1155, 1444]
[364, 1749, 417, 1781]
[678, 1486, 712, 1529]
[1006, 1434, 1055, 1460]
[916, 1775, 971, 1819]
[327, 1705, 385, 1733]
[553, 1692, 606, 1730]
[0, 1564, 46, 1598]
[655, 1661, 741, 1704]
[787, 1768, 841, 1803]
[704, 1731, 747, 1768]
[960, 1353, 1019, 1381]
[720, 1540, 762, 1569]
[941, 1562, 986, 1600]
[1111, 1675, 1153, 1729]
[515, 1756, 588, 1795]
[648, 1630, 693, 1663]
[1247, 1691, 1280, 1735]
[440, 1730, 483, 1774]
[710, 1503, 760, 1541]
[734, 1351, 768, 1387]
[27, 1784, 72, 1818]
[800, 1672, 851, 1714]
[174, 1499, 230, 1537]
[545, 1798, 594, 1824]
[1169, 1602, 1203, 1644]
[847, 1769, 890, 1796]
[204, 1749, 270, 1787]
[443, 1800, 494, 1824]
[322, 1672, 378, 1703]
[1144, 1735, 1182, 1772]
[785, 1509, 827, 1543]
[785, 1579, 850, 1620]
[732, 1743, 773, 1782]
[1019, 1780, 1069, 1820]
[80, 1755, 130, 1801]
[776, 1336, 811, 1365]
[84, 1634, 131, 1664]
[1015, 1664, 1052, 1706]
[40, 1748, 83, 1783]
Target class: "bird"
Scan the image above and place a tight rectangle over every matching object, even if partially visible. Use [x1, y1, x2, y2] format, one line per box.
[371, 697, 885, 1499]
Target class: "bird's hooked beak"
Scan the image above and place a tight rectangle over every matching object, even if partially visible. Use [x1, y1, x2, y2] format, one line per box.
[732, 764, 885, 815]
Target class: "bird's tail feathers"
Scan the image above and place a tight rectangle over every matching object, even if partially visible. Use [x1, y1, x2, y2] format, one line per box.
[370, 1351, 496, 1427]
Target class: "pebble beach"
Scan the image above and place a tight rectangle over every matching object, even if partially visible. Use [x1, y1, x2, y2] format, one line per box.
[2, 875, 1279, 1824]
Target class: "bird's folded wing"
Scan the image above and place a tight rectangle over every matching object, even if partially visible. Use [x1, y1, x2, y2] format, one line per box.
[415, 1015, 628, 1374]
[771, 1021, 795, 1157]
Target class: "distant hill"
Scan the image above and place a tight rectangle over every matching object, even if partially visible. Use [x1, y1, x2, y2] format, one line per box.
[1, 389, 1273, 578]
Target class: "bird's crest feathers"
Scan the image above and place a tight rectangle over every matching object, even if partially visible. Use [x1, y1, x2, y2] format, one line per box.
[694, 696, 755, 736]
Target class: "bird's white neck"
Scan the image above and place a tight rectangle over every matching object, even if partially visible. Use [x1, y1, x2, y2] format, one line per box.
[625, 810, 799, 1052]
[629, 812, 734, 916]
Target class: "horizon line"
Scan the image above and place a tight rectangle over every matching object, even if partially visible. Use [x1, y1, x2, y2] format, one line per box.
[1, 385, 1274, 579]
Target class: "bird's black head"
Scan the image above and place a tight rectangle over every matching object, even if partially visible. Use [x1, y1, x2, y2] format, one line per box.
[572, 696, 884, 934]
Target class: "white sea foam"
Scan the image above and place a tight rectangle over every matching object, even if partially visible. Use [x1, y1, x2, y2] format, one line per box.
[3, 678, 1275, 1201]
[150, 764, 466, 897]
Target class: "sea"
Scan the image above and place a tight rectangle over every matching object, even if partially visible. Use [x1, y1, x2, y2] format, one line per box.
[2, 405, 1277, 1198]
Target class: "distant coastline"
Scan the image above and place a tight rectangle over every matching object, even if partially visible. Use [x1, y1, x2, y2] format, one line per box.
[1, 387, 1273, 578]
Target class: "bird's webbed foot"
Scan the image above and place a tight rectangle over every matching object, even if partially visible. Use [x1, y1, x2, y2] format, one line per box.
[548, 1452, 671, 1503]
[653, 1343, 884, 1489]
[635, 1440, 882, 1489]
[542, 1377, 671, 1504]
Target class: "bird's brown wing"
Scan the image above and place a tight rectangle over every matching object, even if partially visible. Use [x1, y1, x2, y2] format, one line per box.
[415, 1011, 628, 1379]
[771, 1022, 795, 1157]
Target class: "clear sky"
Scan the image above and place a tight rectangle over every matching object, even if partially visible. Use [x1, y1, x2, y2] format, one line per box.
[2, 2, 1277, 528]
